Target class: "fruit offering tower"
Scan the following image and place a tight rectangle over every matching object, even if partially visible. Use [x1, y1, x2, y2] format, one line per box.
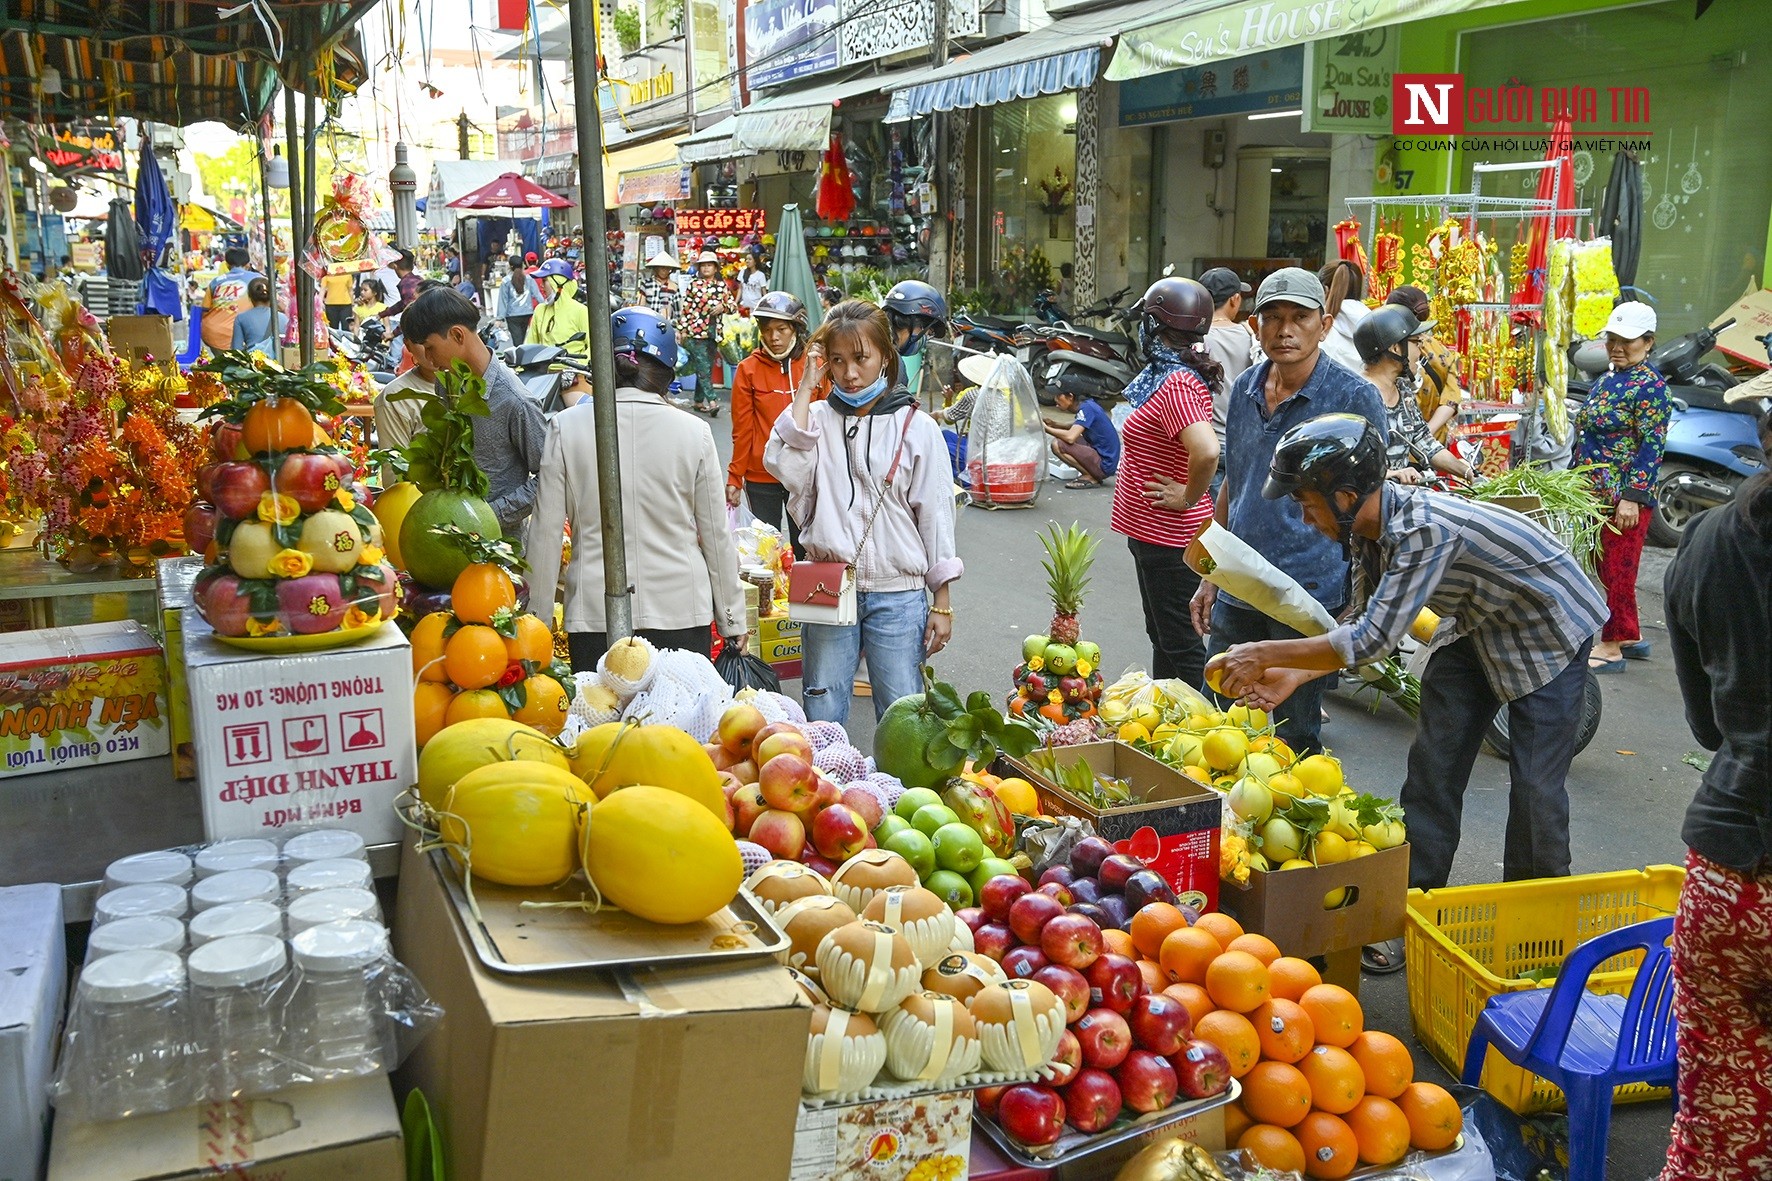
[1010, 523, 1104, 724]
[188, 352, 398, 646]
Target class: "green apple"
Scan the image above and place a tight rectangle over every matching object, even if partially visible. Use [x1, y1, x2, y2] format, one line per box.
[873, 814, 912, 844]
[1022, 634, 1050, 662]
[932, 822, 986, 873]
[1075, 641, 1101, 667]
[895, 787, 944, 823]
[924, 870, 974, 910]
[968, 857, 1022, 899]
[911, 803, 961, 838]
[882, 828, 937, 880]
[1044, 643, 1077, 675]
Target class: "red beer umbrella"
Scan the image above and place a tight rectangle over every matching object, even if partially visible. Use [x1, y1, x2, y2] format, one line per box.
[448, 172, 576, 210]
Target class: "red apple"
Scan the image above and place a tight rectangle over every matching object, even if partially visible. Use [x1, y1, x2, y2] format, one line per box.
[1074, 1008, 1132, 1070]
[1032, 964, 1091, 1024]
[184, 502, 219, 555]
[718, 704, 767, 756]
[707, 743, 741, 772]
[839, 787, 882, 829]
[1170, 1039, 1231, 1100]
[996, 1085, 1065, 1148]
[1128, 992, 1192, 1056]
[1085, 954, 1144, 1015]
[756, 729, 815, 767]
[749, 809, 805, 861]
[954, 907, 987, 937]
[1070, 836, 1115, 877]
[194, 571, 253, 637]
[729, 760, 759, 785]
[718, 772, 743, 801]
[758, 753, 818, 813]
[733, 784, 768, 835]
[213, 420, 247, 461]
[719, 793, 736, 832]
[1000, 945, 1049, 980]
[1115, 1050, 1179, 1114]
[1009, 892, 1066, 945]
[1038, 881, 1077, 907]
[1048, 1027, 1082, 1086]
[1040, 913, 1105, 970]
[209, 461, 270, 521]
[811, 774, 843, 811]
[1039, 865, 1077, 890]
[804, 854, 839, 878]
[980, 874, 1032, 922]
[1061, 1068, 1122, 1133]
[810, 803, 869, 861]
[973, 922, 1016, 962]
[1098, 854, 1145, 893]
[277, 451, 348, 514]
[975, 1085, 1008, 1118]
[196, 463, 221, 501]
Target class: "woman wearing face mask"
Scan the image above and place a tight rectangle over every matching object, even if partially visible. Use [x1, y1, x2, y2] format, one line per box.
[764, 300, 962, 724]
[882, 280, 950, 407]
[1353, 305, 1472, 484]
[529, 259, 590, 363]
[728, 292, 826, 553]
[680, 251, 737, 416]
[1573, 301, 1672, 674]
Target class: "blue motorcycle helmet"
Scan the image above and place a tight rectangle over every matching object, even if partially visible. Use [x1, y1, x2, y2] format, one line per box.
[883, 279, 949, 356]
[611, 307, 678, 371]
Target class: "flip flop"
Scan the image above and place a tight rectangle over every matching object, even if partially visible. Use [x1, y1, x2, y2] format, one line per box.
[1064, 478, 1101, 490]
[1588, 657, 1627, 674]
[1363, 938, 1406, 975]
[1621, 641, 1651, 660]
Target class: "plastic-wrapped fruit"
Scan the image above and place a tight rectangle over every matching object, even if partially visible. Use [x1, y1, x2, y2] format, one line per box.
[744, 861, 831, 916]
[775, 894, 858, 976]
[941, 780, 1014, 858]
[816, 920, 921, 1013]
[803, 1005, 887, 1097]
[881, 991, 981, 1082]
[968, 979, 1067, 1072]
[862, 885, 955, 969]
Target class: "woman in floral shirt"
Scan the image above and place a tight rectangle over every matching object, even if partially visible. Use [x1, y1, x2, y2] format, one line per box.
[679, 251, 736, 417]
[1572, 301, 1672, 673]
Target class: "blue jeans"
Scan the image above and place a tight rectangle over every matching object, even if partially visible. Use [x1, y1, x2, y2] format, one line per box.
[802, 590, 928, 725]
[1208, 598, 1336, 756]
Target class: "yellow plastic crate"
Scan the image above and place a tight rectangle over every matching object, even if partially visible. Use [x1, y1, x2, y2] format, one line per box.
[1404, 865, 1685, 1113]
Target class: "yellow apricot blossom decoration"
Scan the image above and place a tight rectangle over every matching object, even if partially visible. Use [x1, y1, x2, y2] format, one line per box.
[268, 548, 313, 578]
[257, 491, 300, 525]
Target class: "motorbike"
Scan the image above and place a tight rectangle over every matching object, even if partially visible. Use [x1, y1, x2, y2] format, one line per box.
[331, 316, 395, 375]
[1029, 288, 1140, 407]
[502, 330, 588, 417]
[1567, 317, 1770, 546]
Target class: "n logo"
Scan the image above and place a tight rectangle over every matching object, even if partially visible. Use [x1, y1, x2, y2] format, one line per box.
[1393, 74, 1464, 135]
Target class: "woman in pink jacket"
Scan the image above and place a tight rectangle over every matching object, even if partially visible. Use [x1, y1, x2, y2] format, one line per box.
[764, 300, 961, 724]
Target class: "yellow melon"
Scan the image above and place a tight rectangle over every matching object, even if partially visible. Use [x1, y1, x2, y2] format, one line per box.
[417, 717, 571, 811]
[583, 785, 743, 924]
[438, 767, 589, 887]
[568, 721, 724, 818]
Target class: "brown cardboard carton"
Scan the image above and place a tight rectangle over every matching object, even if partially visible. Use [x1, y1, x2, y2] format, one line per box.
[792, 1092, 972, 1181]
[104, 315, 176, 367]
[1003, 742, 1225, 913]
[0, 621, 170, 778]
[1217, 845, 1410, 991]
[48, 1076, 402, 1181]
[392, 837, 811, 1181]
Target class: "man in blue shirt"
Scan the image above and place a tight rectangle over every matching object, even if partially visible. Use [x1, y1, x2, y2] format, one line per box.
[1188, 267, 1385, 753]
[1045, 390, 1121, 488]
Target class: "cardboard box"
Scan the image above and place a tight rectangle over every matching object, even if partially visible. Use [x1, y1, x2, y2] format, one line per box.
[391, 837, 811, 1181]
[0, 884, 66, 1181]
[759, 614, 803, 680]
[792, 1092, 971, 1181]
[1218, 845, 1411, 992]
[1714, 285, 1772, 366]
[0, 621, 171, 779]
[1004, 743, 1224, 914]
[157, 557, 204, 780]
[104, 315, 176, 367]
[48, 1077, 403, 1181]
[184, 621, 415, 845]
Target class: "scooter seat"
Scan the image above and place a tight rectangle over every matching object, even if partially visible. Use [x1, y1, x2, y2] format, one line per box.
[962, 313, 1023, 332]
[1675, 383, 1758, 415]
[1068, 324, 1134, 348]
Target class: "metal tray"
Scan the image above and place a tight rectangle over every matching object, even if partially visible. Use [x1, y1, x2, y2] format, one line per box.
[974, 1078, 1241, 1169]
[428, 847, 789, 975]
[800, 1064, 1060, 1111]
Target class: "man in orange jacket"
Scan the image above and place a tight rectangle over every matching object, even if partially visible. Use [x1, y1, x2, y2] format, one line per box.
[727, 292, 826, 555]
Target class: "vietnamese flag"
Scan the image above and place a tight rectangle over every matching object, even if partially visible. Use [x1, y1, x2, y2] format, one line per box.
[815, 135, 855, 223]
[497, 0, 528, 30]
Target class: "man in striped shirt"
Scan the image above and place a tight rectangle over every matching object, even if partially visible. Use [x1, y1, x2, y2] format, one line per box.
[1215, 414, 1607, 896]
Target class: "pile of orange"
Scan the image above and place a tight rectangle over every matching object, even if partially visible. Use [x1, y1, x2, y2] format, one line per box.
[410, 561, 574, 745]
[1124, 903, 1462, 1178]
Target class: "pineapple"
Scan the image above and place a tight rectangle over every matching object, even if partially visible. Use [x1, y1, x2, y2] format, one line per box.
[1039, 522, 1099, 646]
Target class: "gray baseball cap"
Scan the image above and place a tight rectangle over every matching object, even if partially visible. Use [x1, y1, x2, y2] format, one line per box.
[1254, 267, 1326, 312]
[1198, 267, 1252, 303]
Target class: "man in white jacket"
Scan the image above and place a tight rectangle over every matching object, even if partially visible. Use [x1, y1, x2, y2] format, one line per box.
[526, 309, 749, 670]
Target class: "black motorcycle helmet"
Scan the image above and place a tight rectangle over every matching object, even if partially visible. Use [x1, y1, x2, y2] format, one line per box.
[1263, 413, 1388, 551]
[752, 291, 809, 360]
[883, 279, 949, 354]
[1353, 304, 1431, 367]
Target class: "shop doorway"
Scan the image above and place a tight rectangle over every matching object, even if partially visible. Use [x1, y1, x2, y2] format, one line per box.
[1233, 148, 1331, 270]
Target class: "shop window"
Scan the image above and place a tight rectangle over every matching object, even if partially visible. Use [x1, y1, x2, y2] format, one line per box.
[976, 94, 1079, 313]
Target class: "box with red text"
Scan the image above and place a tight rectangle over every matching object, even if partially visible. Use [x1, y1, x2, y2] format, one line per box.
[0, 621, 169, 779]
[185, 620, 415, 844]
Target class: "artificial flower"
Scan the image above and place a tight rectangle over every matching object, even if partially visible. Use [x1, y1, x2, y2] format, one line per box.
[258, 491, 300, 525]
[269, 548, 313, 578]
[246, 616, 286, 637]
[335, 487, 356, 512]
[358, 544, 385, 566]
[343, 604, 375, 630]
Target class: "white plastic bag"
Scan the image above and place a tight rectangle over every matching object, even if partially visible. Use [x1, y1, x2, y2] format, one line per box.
[964, 354, 1047, 507]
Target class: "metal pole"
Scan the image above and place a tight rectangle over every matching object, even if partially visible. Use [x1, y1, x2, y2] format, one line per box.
[567, 0, 633, 642]
[283, 87, 303, 365]
[299, 91, 319, 365]
[259, 130, 276, 291]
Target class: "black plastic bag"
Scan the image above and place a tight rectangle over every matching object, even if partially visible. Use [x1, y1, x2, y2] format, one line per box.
[715, 647, 780, 694]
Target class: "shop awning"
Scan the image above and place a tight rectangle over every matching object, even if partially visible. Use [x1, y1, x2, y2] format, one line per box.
[736, 66, 925, 154]
[884, 0, 1183, 121]
[1107, 0, 1512, 82]
[679, 116, 739, 165]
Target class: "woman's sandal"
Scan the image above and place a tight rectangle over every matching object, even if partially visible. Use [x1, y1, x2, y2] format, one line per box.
[1362, 938, 1406, 975]
[1621, 641, 1651, 660]
[1588, 656, 1627, 674]
[1064, 478, 1101, 490]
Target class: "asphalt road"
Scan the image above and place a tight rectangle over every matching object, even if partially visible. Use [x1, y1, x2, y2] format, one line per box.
[827, 465, 1688, 1180]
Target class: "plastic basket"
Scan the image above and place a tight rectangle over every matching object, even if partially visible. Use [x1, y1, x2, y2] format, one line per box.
[966, 460, 1038, 504]
[1404, 865, 1686, 1113]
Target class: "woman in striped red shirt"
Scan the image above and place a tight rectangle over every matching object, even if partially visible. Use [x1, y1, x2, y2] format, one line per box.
[1110, 277, 1224, 687]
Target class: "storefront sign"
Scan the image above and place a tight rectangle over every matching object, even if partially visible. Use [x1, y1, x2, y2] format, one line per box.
[614, 42, 690, 129]
[689, 0, 734, 113]
[740, 0, 840, 90]
[1301, 28, 1398, 134]
[1118, 47, 1303, 126]
[837, 0, 981, 69]
[676, 208, 766, 234]
[1109, 0, 1510, 80]
[617, 161, 692, 204]
[38, 123, 125, 181]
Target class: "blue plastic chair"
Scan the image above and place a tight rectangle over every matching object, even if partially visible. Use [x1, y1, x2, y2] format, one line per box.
[1460, 916, 1677, 1181]
[175, 307, 205, 367]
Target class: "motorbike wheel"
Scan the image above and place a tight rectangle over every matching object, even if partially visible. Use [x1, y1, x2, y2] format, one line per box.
[1649, 462, 1741, 548]
[1483, 668, 1603, 760]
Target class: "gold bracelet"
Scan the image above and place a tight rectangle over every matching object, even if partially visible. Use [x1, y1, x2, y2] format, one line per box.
[929, 606, 953, 616]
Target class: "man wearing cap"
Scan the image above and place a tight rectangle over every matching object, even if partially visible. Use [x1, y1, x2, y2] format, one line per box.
[1189, 266, 1386, 755]
[1199, 267, 1258, 493]
[639, 251, 681, 323]
[679, 250, 737, 416]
